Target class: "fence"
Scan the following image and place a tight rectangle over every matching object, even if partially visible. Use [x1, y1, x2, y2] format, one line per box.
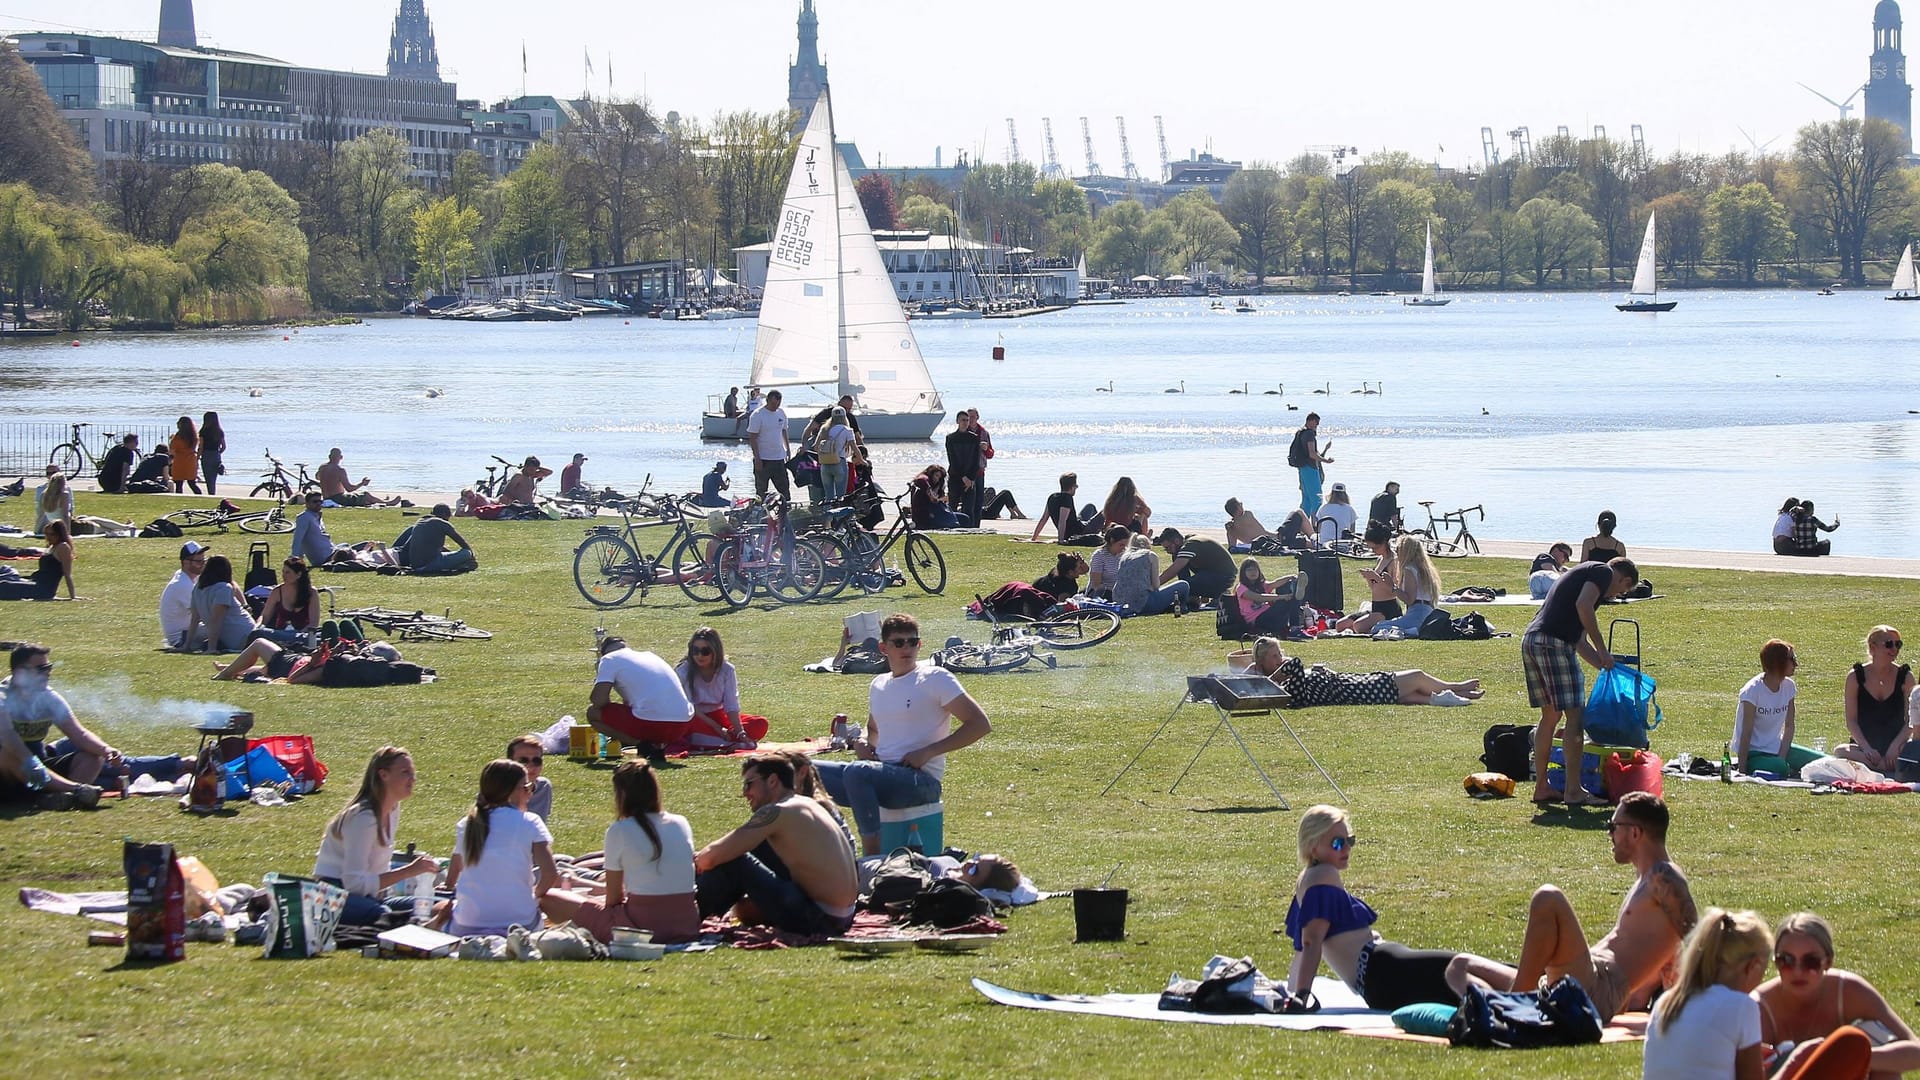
[0, 422, 176, 480]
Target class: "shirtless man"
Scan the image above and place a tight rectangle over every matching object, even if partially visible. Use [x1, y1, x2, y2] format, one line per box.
[1444, 792, 1696, 1024]
[500, 456, 552, 506]
[315, 448, 400, 507]
[1224, 498, 1314, 550]
[693, 753, 859, 935]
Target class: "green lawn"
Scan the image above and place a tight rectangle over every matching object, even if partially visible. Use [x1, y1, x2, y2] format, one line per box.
[3, 493, 1916, 1079]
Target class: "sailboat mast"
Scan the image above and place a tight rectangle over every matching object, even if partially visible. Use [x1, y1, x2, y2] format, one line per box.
[825, 87, 852, 402]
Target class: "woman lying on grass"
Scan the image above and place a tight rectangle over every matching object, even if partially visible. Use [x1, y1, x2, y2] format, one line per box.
[1246, 636, 1484, 708]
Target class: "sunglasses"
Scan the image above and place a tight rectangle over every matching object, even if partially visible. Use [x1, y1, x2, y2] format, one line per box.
[1604, 821, 1640, 834]
[741, 774, 763, 791]
[691, 646, 714, 656]
[1775, 951, 1827, 972]
[888, 636, 921, 648]
[1329, 835, 1358, 852]
[514, 756, 542, 766]
[1881, 640, 1904, 651]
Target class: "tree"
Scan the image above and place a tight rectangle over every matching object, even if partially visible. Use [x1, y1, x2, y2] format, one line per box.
[1031, 178, 1091, 259]
[1514, 197, 1600, 286]
[1579, 138, 1634, 283]
[1706, 182, 1794, 284]
[340, 130, 414, 285]
[412, 197, 480, 293]
[1088, 200, 1169, 279]
[1793, 118, 1910, 284]
[1365, 179, 1433, 277]
[855, 173, 898, 230]
[1298, 176, 1340, 279]
[1644, 191, 1707, 280]
[169, 165, 309, 318]
[449, 150, 491, 215]
[0, 183, 63, 322]
[898, 194, 955, 234]
[0, 43, 93, 202]
[565, 99, 658, 265]
[1157, 191, 1238, 277]
[699, 110, 793, 250]
[495, 143, 584, 272]
[1333, 167, 1378, 285]
[1221, 167, 1289, 284]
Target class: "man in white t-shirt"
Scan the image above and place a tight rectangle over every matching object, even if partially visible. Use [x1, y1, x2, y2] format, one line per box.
[812, 613, 991, 855]
[587, 637, 695, 754]
[161, 541, 208, 648]
[0, 644, 116, 808]
[746, 389, 791, 503]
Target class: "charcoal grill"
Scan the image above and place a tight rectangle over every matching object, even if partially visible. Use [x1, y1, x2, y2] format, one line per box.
[1101, 673, 1345, 810]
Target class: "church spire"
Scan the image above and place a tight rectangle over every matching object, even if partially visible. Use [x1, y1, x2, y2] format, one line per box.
[387, 0, 441, 82]
[787, 0, 828, 132]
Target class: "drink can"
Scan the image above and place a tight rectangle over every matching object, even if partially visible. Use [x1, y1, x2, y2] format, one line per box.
[831, 713, 849, 741]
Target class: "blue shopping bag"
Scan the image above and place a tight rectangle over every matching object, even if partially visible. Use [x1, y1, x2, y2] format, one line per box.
[1583, 663, 1663, 748]
[222, 745, 292, 798]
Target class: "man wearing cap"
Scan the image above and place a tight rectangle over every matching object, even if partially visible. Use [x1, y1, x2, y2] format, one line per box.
[802, 394, 863, 447]
[696, 461, 731, 508]
[161, 542, 208, 648]
[1156, 528, 1236, 605]
[317, 448, 401, 507]
[500, 456, 552, 506]
[559, 453, 588, 497]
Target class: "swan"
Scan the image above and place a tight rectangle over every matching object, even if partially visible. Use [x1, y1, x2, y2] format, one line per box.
[1262, 383, 1285, 396]
[1229, 383, 1247, 395]
[425, 387, 444, 399]
[1094, 381, 1113, 393]
[248, 388, 264, 397]
[1311, 382, 1330, 395]
[1165, 380, 1185, 394]
[1349, 381, 1368, 394]
[1368, 382, 1383, 396]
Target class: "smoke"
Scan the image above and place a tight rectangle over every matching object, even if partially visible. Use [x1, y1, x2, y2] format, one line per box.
[59, 674, 246, 728]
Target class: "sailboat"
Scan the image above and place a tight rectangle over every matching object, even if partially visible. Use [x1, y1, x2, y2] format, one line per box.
[699, 89, 945, 441]
[1403, 223, 1451, 307]
[1616, 212, 1677, 312]
[1887, 244, 1919, 301]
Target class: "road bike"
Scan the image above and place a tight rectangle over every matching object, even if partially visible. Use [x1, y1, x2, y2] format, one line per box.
[163, 499, 294, 534]
[474, 455, 518, 500]
[934, 597, 1123, 673]
[572, 484, 726, 608]
[47, 422, 118, 477]
[316, 587, 492, 641]
[1408, 501, 1484, 558]
[250, 450, 319, 502]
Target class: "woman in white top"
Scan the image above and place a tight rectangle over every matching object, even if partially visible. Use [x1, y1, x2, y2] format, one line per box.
[441, 759, 557, 937]
[1371, 536, 1441, 637]
[1734, 639, 1820, 778]
[1315, 483, 1358, 544]
[1772, 497, 1801, 555]
[312, 746, 439, 925]
[675, 627, 764, 748]
[541, 761, 700, 943]
[1641, 908, 1771, 1080]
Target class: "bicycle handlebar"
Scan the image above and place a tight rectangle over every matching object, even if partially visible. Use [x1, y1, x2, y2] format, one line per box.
[491, 455, 516, 467]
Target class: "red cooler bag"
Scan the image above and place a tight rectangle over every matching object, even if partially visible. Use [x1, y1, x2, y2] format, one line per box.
[250, 735, 328, 792]
[1604, 749, 1664, 803]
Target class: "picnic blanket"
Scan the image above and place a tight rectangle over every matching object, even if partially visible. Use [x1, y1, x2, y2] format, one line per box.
[972, 975, 1395, 1031]
[20, 888, 130, 925]
[704, 910, 1006, 950]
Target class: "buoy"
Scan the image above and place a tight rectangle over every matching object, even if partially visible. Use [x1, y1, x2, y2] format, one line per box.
[282, 335, 290, 341]
[991, 345, 1005, 360]
[70, 340, 81, 347]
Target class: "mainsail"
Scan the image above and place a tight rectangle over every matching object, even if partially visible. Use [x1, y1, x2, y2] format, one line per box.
[1629, 212, 1659, 298]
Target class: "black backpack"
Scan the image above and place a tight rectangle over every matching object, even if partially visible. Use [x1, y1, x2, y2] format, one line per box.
[244, 541, 276, 592]
[1215, 597, 1250, 640]
[1451, 611, 1493, 640]
[861, 848, 933, 911]
[1418, 607, 1457, 640]
[1481, 724, 1534, 781]
[908, 878, 993, 928]
[1447, 976, 1604, 1049]
[138, 518, 184, 539]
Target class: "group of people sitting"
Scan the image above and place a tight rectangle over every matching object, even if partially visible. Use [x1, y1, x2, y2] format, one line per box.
[1773, 498, 1840, 557]
[292, 493, 475, 575]
[1729, 626, 1920, 782]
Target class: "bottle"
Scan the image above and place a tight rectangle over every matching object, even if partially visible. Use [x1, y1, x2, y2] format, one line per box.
[905, 822, 923, 854]
[1719, 742, 1733, 783]
[831, 713, 849, 747]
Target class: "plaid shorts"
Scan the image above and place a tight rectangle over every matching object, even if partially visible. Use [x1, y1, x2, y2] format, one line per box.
[1521, 631, 1584, 711]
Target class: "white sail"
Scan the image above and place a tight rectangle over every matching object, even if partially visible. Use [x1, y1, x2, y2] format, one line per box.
[748, 98, 842, 392]
[830, 143, 942, 418]
[1421, 224, 1438, 299]
[1629, 212, 1659, 297]
[1894, 244, 1917, 295]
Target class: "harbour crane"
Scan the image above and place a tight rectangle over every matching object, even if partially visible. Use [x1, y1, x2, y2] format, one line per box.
[1080, 117, 1101, 177]
[1592, 124, 1607, 141]
[1480, 126, 1500, 167]
[1798, 82, 1864, 123]
[1556, 125, 1571, 140]
[1041, 117, 1065, 179]
[1631, 124, 1647, 159]
[1155, 115, 1171, 183]
[1507, 126, 1531, 164]
[1006, 118, 1021, 167]
[1305, 143, 1359, 173]
[1116, 117, 1138, 181]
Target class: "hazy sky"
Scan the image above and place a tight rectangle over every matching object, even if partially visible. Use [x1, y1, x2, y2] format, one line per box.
[8, 1, 1906, 170]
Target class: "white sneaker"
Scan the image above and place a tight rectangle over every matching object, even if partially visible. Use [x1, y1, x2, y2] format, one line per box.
[1431, 690, 1472, 707]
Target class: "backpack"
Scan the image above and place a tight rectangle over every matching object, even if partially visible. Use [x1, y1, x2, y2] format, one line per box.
[1451, 611, 1493, 640]
[1481, 723, 1534, 781]
[243, 541, 276, 593]
[908, 878, 993, 928]
[1447, 975, 1604, 1048]
[1215, 597, 1250, 641]
[862, 847, 933, 911]
[1286, 429, 1309, 468]
[138, 518, 184, 538]
[1418, 607, 1457, 640]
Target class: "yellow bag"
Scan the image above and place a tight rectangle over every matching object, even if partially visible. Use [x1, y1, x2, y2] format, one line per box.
[1464, 772, 1515, 798]
[176, 855, 222, 918]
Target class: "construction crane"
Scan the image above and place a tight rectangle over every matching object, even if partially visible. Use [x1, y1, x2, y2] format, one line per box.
[1080, 117, 1101, 177]
[1480, 126, 1500, 168]
[1041, 117, 1065, 179]
[1115, 117, 1139, 181]
[1154, 115, 1171, 183]
[1005, 119, 1021, 167]
[1507, 126, 1532, 164]
[1798, 82, 1864, 123]
[1631, 124, 1647, 159]
[1592, 124, 1607, 141]
[1556, 125, 1571, 140]
[1305, 143, 1360, 173]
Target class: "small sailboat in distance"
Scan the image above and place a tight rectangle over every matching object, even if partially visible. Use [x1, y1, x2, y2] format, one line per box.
[1888, 244, 1920, 301]
[1617, 212, 1677, 313]
[1403, 224, 1452, 307]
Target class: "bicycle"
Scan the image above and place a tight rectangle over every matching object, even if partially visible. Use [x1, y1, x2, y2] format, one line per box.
[474, 455, 518, 500]
[47, 422, 118, 477]
[686, 496, 826, 609]
[572, 483, 726, 608]
[163, 499, 294, 534]
[935, 598, 1124, 673]
[250, 450, 319, 503]
[1408, 501, 1484, 559]
[807, 490, 946, 595]
[316, 587, 492, 640]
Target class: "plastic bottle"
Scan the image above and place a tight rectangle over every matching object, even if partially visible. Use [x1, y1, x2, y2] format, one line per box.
[1719, 742, 1733, 783]
[412, 867, 436, 924]
[905, 822, 923, 854]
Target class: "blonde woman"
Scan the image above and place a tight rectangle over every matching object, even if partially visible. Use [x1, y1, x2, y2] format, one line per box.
[1249, 636, 1481, 708]
[1756, 912, 1920, 1079]
[1641, 908, 1773, 1079]
[312, 746, 438, 925]
[1371, 536, 1440, 638]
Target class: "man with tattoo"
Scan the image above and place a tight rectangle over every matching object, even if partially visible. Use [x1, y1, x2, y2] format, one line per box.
[693, 753, 859, 935]
[1444, 792, 1696, 1023]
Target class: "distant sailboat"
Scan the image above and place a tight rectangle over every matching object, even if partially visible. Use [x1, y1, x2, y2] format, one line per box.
[699, 89, 944, 440]
[1888, 244, 1919, 301]
[1404, 224, 1452, 307]
[1617, 212, 1677, 312]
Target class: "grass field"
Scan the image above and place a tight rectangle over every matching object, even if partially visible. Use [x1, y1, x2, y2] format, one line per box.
[3, 492, 1917, 1079]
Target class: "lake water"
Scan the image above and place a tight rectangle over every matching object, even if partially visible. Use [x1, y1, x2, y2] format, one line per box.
[5, 289, 1919, 555]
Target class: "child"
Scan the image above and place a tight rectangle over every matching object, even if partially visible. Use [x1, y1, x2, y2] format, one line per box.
[1641, 907, 1770, 1080]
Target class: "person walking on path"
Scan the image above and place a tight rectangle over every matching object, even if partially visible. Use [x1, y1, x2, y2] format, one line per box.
[1289, 413, 1331, 515]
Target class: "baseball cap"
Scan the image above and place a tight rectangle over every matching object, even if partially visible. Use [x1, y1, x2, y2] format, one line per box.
[1330, 482, 1347, 492]
[180, 541, 208, 558]
[572, 452, 587, 462]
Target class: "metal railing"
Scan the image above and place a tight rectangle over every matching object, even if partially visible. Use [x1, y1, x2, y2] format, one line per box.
[0, 422, 175, 479]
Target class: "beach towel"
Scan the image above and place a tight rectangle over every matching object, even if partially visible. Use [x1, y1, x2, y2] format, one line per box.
[972, 975, 1396, 1031]
[702, 910, 1006, 950]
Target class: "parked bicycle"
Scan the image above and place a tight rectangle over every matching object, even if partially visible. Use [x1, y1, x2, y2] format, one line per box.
[47, 422, 119, 477]
[572, 481, 725, 608]
[250, 450, 319, 503]
[316, 587, 492, 641]
[474, 455, 518, 500]
[934, 598, 1123, 673]
[163, 499, 294, 534]
[706, 497, 828, 609]
[1409, 501, 1484, 558]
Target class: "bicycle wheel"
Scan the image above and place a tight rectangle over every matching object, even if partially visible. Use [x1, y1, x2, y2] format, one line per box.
[164, 508, 226, 528]
[716, 545, 754, 609]
[1024, 609, 1123, 649]
[936, 643, 1032, 674]
[768, 538, 827, 604]
[405, 620, 493, 641]
[1424, 537, 1469, 559]
[671, 532, 727, 604]
[901, 533, 947, 594]
[48, 444, 82, 477]
[239, 509, 293, 534]
[806, 532, 853, 601]
[250, 481, 290, 501]
[839, 529, 887, 594]
[574, 534, 645, 607]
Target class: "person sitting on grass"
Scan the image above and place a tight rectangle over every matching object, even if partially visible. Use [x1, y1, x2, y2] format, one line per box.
[256, 556, 321, 644]
[1832, 625, 1916, 777]
[588, 636, 695, 757]
[1370, 536, 1440, 638]
[1112, 533, 1189, 616]
[695, 461, 731, 508]
[1087, 524, 1130, 599]
[402, 504, 476, 575]
[316, 447, 403, 507]
[1580, 510, 1628, 563]
[160, 542, 207, 648]
[541, 760, 700, 945]
[1529, 541, 1574, 599]
[909, 465, 971, 529]
[1639, 908, 1773, 1080]
[0, 644, 117, 810]
[183, 555, 259, 652]
[455, 488, 504, 519]
[1246, 636, 1483, 708]
[312, 745, 440, 925]
[507, 734, 552, 821]
[1771, 497, 1802, 556]
[1786, 500, 1840, 557]
[1156, 527, 1236, 606]
[1233, 558, 1306, 638]
[1335, 522, 1399, 635]
[291, 492, 393, 566]
[694, 753, 859, 935]
[676, 626, 764, 750]
[1755, 912, 1920, 1079]
[1030, 472, 1102, 543]
[499, 456, 552, 507]
[438, 759, 557, 938]
[1033, 552, 1088, 600]
[1734, 639, 1821, 779]
[1101, 476, 1151, 535]
[0, 520, 75, 601]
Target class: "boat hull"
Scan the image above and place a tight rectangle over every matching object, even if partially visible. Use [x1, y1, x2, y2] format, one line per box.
[700, 408, 945, 442]
[1886, 294, 1920, 302]
[1403, 299, 1452, 307]
[1616, 301, 1677, 312]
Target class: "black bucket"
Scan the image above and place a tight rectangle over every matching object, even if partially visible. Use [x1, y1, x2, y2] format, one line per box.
[1072, 888, 1128, 942]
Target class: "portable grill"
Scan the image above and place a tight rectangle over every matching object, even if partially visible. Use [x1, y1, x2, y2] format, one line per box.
[194, 711, 256, 794]
[1102, 672, 1345, 810]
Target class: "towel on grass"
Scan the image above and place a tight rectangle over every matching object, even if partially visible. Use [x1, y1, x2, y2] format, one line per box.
[973, 975, 1394, 1031]
[704, 910, 1006, 950]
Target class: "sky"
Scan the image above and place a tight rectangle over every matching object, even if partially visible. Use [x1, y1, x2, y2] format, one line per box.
[4, 1, 1904, 171]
